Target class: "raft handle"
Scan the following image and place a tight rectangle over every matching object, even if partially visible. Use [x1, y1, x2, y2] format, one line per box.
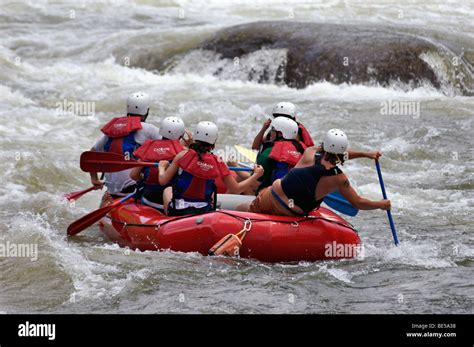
[243, 219, 252, 232]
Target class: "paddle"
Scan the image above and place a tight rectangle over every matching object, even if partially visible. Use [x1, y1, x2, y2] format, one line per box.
[234, 145, 257, 162]
[67, 190, 138, 236]
[375, 160, 400, 246]
[80, 151, 253, 173]
[323, 191, 359, 217]
[80, 151, 151, 172]
[64, 186, 96, 201]
[234, 146, 359, 216]
[230, 167, 252, 172]
[237, 162, 253, 169]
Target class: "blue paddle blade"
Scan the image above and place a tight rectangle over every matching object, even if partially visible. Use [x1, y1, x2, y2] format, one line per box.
[323, 191, 359, 217]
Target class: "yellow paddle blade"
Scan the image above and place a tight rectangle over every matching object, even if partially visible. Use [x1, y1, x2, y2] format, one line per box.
[234, 145, 257, 162]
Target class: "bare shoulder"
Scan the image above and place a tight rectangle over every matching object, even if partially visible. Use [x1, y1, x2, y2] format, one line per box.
[337, 173, 351, 187]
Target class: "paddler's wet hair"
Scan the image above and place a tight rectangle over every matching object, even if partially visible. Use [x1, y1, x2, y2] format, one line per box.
[317, 147, 345, 166]
[189, 140, 214, 160]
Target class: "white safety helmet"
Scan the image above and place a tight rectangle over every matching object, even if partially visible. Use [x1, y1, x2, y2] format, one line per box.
[127, 92, 150, 116]
[271, 116, 298, 140]
[194, 121, 218, 145]
[272, 101, 296, 120]
[323, 129, 348, 154]
[159, 117, 185, 140]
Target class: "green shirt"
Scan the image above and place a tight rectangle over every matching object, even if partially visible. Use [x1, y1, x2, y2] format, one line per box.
[256, 147, 275, 192]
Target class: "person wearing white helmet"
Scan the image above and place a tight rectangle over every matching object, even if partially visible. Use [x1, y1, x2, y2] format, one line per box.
[89, 92, 161, 202]
[129, 117, 186, 210]
[251, 116, 307, 193]
[239, 129, 390, 215]
[158, 121, 264, 216]
[252, 101, 315, 153]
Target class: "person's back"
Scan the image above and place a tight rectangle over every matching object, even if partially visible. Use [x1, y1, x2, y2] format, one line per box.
[250, 149, 344, 216]
[89, 92, 161, 201]
[279, 152, 342, 214]
[171, 142, 229, 215]
[130, 117, 186, 210]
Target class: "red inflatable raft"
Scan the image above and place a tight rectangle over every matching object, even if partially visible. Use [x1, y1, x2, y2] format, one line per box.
[98, 194, 360, 262]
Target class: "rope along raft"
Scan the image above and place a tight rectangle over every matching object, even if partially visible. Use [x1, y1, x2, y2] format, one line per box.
[106, 209, 358, 233]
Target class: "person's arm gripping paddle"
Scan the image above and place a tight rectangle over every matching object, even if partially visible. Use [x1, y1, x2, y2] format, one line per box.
[338, 174, 391, 211]
[223, 165, 264, 194]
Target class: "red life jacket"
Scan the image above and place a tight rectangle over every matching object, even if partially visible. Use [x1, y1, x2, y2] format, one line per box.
[133, 139, 184, 187]
[133, 139, 183, 162]
[215, 171, 237, 193]
[101, 116, 142, 155]
[266, 140, 307, 184]
[298, 123, 315, 147]
[268, 140, 307, 166]
[175, 149, 230, 202]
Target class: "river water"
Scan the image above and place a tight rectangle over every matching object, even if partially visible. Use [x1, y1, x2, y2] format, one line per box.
[0, 0, 473, 314]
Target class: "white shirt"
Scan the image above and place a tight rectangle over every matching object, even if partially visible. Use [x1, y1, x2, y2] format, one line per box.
[92, 122, 162, 194]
